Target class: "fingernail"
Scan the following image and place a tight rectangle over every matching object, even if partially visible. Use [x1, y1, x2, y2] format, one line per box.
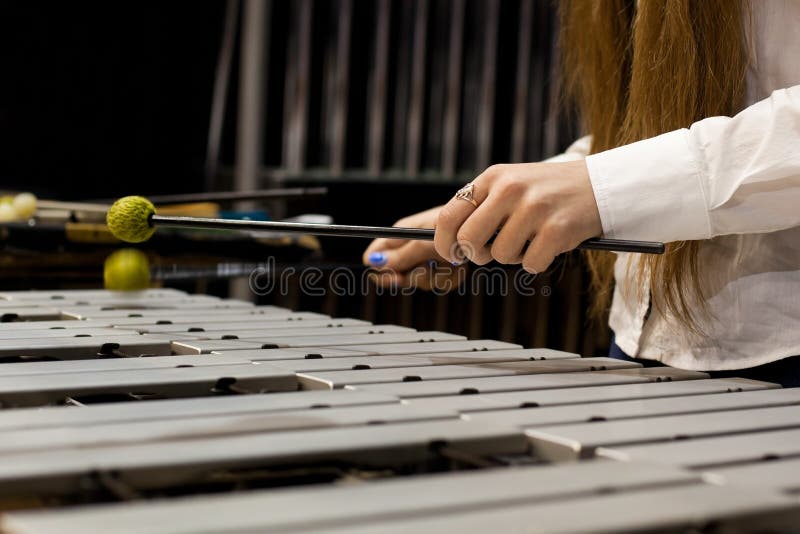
[368, 252, 387, 266]
[427, 260, 438, 268]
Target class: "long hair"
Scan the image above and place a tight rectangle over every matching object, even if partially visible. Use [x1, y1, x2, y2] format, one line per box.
[559, 0, 749, 329]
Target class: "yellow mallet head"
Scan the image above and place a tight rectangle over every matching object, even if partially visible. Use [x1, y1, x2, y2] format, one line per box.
[107, 196, 156, 243]
[103, 249, 151, 291]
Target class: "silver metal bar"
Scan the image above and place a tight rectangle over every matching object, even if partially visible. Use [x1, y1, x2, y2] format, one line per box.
[0, 404, 459, 456]
[0, 389, 398, 432]
[211, 348, 375, 360]
[599, 427, 800, 468]
[527, 404, 800, 461]
[131, 318, 369, 334]
[61, 305, 290, 320]
[0, 335, 172, 361]
[208, 325, 413, 340]
[278, 485, 800, 534]
[0, 363, 297, 407]
[175, 331, 465, 354]
[105, 312, 328, 326]
[1, 462, 702, 534]
[0, 420, 527, 496]
[331, 339, 521, 356]
[706, 457, 800, 494]
[298, 357, 636, 390]
[348, 367, 709, 398]
[0, 354, 252, 377]
[404, 378, 776, 414]
[0, 288, 185, 300]
[466, 387, 800, 431]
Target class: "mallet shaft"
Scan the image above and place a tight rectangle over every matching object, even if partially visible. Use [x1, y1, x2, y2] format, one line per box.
[150, 215, 665, 254]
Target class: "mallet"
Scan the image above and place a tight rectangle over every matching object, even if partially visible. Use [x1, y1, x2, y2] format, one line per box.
[106, 196, 665, 254]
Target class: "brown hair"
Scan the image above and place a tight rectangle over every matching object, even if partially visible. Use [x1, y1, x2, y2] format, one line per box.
[559, 0, 749, 329]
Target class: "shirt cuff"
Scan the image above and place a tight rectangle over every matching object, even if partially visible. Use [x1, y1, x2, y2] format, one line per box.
[584, 129, 712, 242]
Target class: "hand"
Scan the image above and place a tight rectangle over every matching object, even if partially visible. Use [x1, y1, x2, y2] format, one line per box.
[435, 160, 602, 273]
[363, 206, 467, 291]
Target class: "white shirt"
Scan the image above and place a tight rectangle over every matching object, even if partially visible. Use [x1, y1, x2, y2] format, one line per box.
[554, 0, 800, 370]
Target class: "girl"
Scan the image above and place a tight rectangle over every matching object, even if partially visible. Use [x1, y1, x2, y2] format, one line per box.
[363, 1, 800, 386]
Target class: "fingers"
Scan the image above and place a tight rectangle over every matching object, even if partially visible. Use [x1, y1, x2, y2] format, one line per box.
[521, 223, 571, 274]
[434, 171, 494, 263]
[365, 240, 440, 290]
[489, 205, 540, 265]
[453, 196, 507, 265]
[376, 240, 439, 273]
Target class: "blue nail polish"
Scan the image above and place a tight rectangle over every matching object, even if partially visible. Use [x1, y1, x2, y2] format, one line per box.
[368, 252, 388, 266]
[427, 260, 438, 268]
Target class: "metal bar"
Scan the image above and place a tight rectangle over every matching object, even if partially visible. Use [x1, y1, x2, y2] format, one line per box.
[543, 10, 561, 158]
[511, 0, 533, 162]
[405, 0, 428, 175]
[235, 0, 270, 200]
[424, 0, 450, 171]
[367, 0, 391, 175]
[330, 0, 353, 174]
[441, 0, 465, 177]
[205, 0, 240, 190]
[233, 0, 271, 301]
[284, 0, 312, 172]
[391, 1, 415, 169]
[527, 0, 547, 161]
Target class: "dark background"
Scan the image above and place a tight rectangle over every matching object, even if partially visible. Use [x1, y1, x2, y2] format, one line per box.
[0, 1, 607, 355]
[0, 2, 226, 199]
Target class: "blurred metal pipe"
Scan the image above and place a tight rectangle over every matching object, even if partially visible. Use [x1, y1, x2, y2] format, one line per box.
[233, 0, 271, 300]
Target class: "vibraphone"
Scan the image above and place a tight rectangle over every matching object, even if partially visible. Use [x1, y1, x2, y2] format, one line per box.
[0, 289, 797, 533]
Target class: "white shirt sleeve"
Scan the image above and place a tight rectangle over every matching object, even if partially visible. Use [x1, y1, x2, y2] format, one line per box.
[544, 135, 593, 163]
[584, 85, 800, 242]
